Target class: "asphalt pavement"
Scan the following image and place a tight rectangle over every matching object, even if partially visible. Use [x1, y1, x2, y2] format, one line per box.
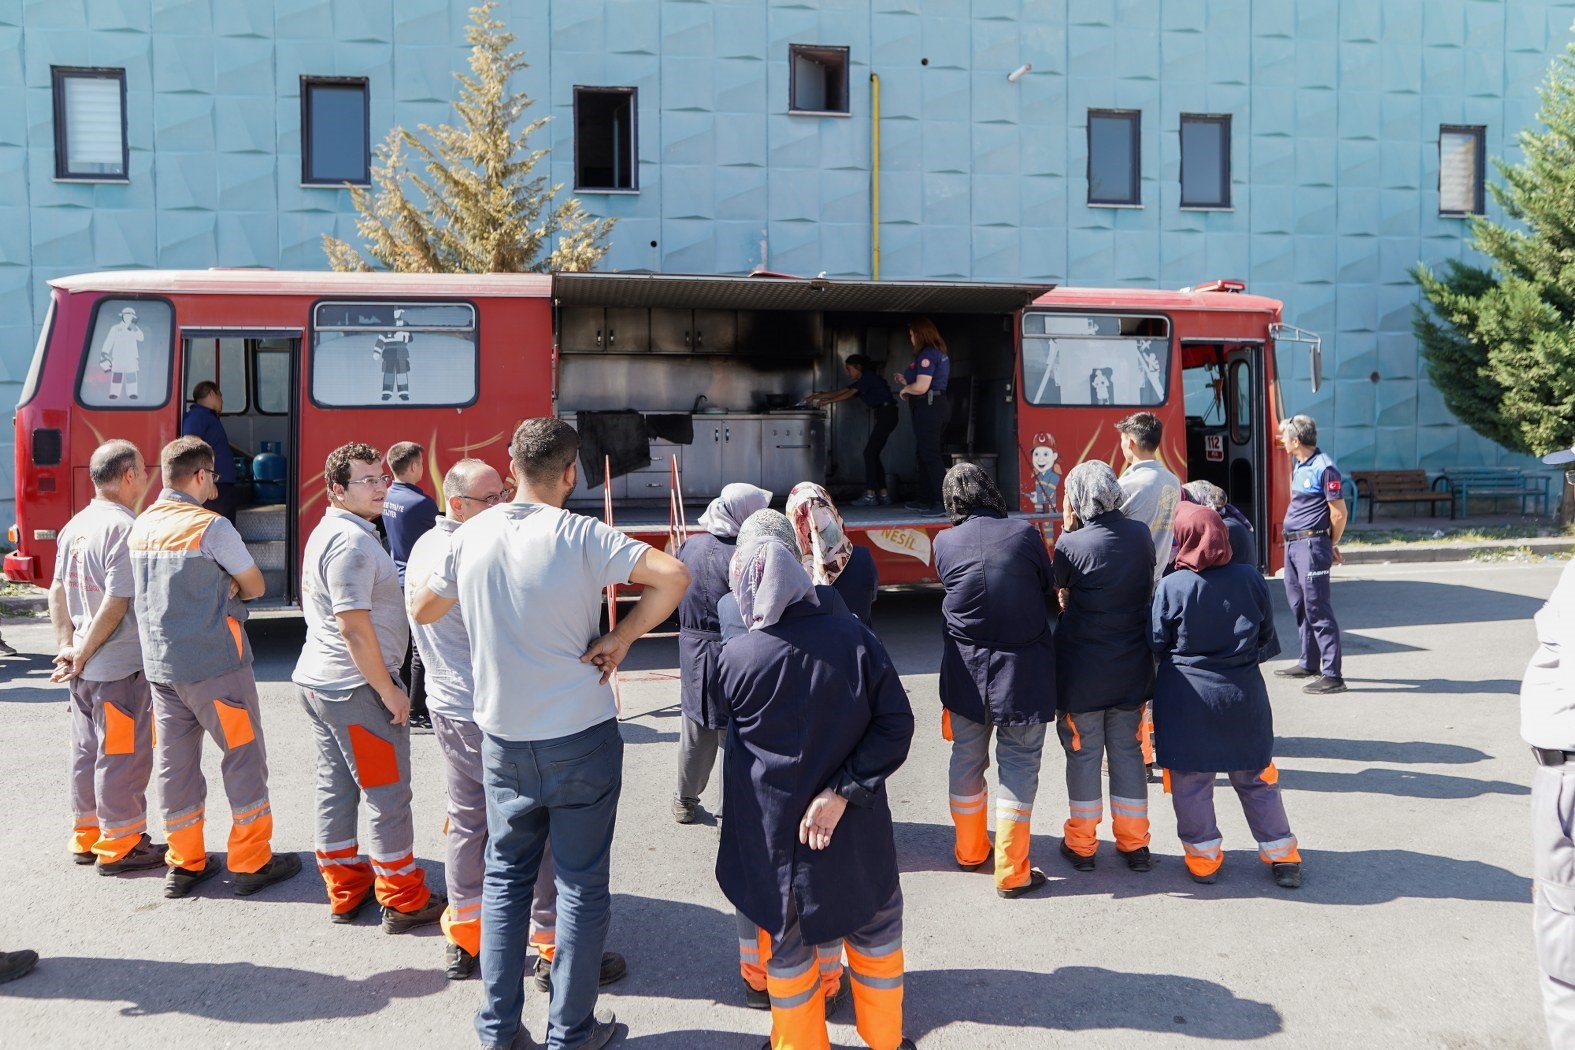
[0, 559, 1557, 1048]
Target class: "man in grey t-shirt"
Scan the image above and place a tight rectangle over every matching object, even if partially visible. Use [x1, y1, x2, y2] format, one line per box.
[413, 418, 690, 1050]
[48, 440, 164, 875]
[294, 442, 444, 935]
[1115, 411, 1181, 588]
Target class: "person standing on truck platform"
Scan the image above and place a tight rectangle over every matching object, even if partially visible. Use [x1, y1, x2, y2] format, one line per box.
[129, 436, 300, 901]
[894, 318, 951, 517]
[49, 439, 165, 876]
[673, 482, 772, 826]
[1273, 414, 1347, 695]
[181, 382, 237, 523]
[933, 464, 1057, 899]
[1519, 445, 1575, 1047]
[383, 440, 438, 730]
[294, 442, 446, 933]
[1052, 460, 1157, 875]
[806, 354, 898, 507]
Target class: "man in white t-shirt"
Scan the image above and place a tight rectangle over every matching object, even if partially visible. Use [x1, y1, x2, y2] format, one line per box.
[413, 418, 689, 1050]
[1115, 411, 1181, 587]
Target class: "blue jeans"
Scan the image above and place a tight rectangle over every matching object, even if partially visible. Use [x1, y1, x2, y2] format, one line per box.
[475, 718, 623, 1050]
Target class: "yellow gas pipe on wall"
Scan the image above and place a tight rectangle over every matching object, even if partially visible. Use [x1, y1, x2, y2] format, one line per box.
[870, 72, 880, 281]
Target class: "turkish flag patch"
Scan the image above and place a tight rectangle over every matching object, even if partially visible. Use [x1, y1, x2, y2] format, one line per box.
[920, 358, 929, 367]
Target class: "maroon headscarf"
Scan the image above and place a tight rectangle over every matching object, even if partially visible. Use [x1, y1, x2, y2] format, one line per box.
[1172, 502, 1233, 572]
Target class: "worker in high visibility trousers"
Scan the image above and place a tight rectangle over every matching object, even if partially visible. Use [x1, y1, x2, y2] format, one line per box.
[932, 464, 1057, 899]
[128, 437, 300, 899]
[405, 457, 626, 992]
[294, 443, 444, 932]
[1052, 461, 1157, 874]
[1151, 504, 1301, 889]
[716, 539, 917, 1050]
[49, 440, 164, 875]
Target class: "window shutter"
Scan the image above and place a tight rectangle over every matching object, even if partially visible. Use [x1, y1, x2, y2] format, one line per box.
[64, 76, 124, 173]
[1440, 131, 1479, 214]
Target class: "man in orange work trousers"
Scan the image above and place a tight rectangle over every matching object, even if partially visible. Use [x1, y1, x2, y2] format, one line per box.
[50, 440, 164, 874]
[294, 442, 445, 932]
[128, 436, 300, 898]
[405, 457, 627, 987]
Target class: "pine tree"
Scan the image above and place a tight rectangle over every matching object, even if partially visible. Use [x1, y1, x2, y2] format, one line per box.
[1413, 36, 1575, 456]
[323, 2, 614, 274]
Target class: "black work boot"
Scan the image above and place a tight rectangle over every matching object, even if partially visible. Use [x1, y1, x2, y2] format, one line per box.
[445, 942, 477, 980]
[1119, 846, 1153, 872]
[233, 851, 303, 896]
[164, 856, 221, 899]
[383, 894, 447, 935]
[0, 949, 38, 984]
[1303, 675, 1347, 695]
[534, 951, 628, 993]
[98, 834, 168, 876]
[1059, 840, 1095, 872]
[330, 892, 376, 925]
[1273, 665, 1317, 679]
[1273, 862, 1304, 889]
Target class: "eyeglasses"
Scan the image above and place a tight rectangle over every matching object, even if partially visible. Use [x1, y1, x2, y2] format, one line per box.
[456, 489, 514, 507]
[1565, 469, 1575, 487]
[344, 474, 394, 489]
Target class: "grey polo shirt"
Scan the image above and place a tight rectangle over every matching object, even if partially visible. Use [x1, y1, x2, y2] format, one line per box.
[293, 506, 409, 693]
[53, 499, 143, 682]
[404, 516, 474, 721]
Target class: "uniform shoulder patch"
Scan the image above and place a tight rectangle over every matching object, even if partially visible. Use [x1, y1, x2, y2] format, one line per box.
[920, 358, 929, 367]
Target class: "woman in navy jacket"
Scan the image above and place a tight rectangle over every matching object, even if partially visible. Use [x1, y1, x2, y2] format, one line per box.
[716, 540, 916, 1050]
[1052, 460, 1157, 873]
[672, 484, 772, 825]
[932, 463, 1058, 898]
[1152, 502, 1302, 889]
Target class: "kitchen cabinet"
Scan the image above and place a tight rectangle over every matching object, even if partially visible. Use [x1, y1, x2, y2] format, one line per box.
[650, 308, 736, 354]
[760, 415, 825, 495]
[685, 417, 762, 497]
[559, 306, 651, 352]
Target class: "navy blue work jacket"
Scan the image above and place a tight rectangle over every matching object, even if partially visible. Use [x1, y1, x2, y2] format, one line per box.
[719, 586, 853, 644]
[1052, 511, 1156, 712]
[1150, 563, 1282, 772]
[716, 600, 914, 945]
[676, 531, 735, 729]
[180, 404, 235, 484]
[1222, 507, 1257, 567]
[932, 511, 1058, 726]
[381, 481, 438, 586]
[832, 545, 879, 627]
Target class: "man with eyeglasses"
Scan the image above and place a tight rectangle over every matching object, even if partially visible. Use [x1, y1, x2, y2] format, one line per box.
[129, 436, 300, 899]
[294, 443, 445, 934]
[405, 459, 629, 991]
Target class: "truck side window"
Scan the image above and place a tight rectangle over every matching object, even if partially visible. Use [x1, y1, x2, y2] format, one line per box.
[310, 300, 478, 407]
[78, 298, 173, 409]
[1021, 312, 1170, 408]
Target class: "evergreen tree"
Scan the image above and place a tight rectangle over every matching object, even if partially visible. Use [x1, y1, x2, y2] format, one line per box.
[1413, 37, 1575, 456]
[323, 2, 614, 274]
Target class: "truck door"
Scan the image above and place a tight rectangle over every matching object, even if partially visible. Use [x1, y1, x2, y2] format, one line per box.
[1223, 343, 1267, 568]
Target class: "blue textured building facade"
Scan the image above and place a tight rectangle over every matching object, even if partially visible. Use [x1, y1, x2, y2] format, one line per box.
[5, 0, 1573, 524]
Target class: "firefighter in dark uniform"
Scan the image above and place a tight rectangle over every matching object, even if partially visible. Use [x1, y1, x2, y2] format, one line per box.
[1273, 414, 1347, 694]
[894, 317, 951, 517]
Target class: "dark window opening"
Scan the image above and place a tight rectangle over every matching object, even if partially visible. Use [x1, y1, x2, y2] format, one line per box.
[574, 87, 637, 191]
[1180, 114, 1231, 208]
[1088, 109, 1141, 206]
[302, 77, 370, 186]
[52, 67, 128, 180]
[789, 45, 850, 114]
[1440, 125, 1486, 216]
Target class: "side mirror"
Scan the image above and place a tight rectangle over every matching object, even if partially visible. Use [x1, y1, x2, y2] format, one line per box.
[1310, 341, 1323, 394]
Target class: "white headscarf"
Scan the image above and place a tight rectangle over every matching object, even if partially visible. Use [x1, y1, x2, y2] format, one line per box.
[733, 539, 819, 631]
[697, 483, 773, 539]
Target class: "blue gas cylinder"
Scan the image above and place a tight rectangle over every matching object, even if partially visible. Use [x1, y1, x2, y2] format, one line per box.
[252, 441, 287, 503]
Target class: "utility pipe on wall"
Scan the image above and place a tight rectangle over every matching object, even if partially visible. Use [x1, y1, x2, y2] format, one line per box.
[870, 72, 880, 281]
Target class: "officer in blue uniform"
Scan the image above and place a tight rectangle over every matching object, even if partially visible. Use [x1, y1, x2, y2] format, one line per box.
[893, 317, 951, 516]
[1273, 414, 1347, 694]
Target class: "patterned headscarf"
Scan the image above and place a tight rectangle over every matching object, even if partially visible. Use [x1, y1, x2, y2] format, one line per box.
[732, 538, 819, 631]
[731, 510, 802, 591]
[697, 483, 772, 539]
[785, 482, 854, 585]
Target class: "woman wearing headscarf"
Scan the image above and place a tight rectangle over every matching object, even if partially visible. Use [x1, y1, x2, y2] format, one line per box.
[719, 510, 854, 643]
[786, 481, 879, 626]
[1152, 502, 1302, 889]
[1181, 479, 1257, 567]
[932, 463, 1058, 899]
[672, 483, 772, 825]
[1052, 460, 1158, 873]
[717, 540, 917, 1050]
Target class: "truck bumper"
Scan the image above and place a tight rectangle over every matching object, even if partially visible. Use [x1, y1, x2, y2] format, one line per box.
[3, 551, 37, 584]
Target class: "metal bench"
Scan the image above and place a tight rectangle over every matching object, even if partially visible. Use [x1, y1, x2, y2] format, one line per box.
[1350, 469, 1454, 523]
[1433, 466, 1551, 517]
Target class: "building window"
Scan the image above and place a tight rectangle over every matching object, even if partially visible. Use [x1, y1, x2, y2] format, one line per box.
[311, 301, 478, 407]
[301, 77, 370, 186]
[52, 67, 128, 181]
[1180, 114, 1231, 209]
[574, 87, 637, 191]
[1440, 125, 1486, 216]
[1020, 312, 1170, 407]
[1088, 110, 1141, 206]
[789, 45, 850, 115]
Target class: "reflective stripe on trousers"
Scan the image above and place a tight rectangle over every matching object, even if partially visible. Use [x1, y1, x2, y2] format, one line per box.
[68, 672, 155, 862]
[947, 711, 1047, 889]
[1057, 705, 1149, 856]
[1168, 766, 1299, 877]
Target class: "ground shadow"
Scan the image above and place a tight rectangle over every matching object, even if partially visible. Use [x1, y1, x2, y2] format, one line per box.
[1338, 631, 1426, 656]
[0, 957, 445, 1020]
[1307, 578, 1544, 629]
[0, 652, 67, 703]
[1273, 737, 1490, 764]
[1278, 767, 1529, 799]
[1342, 677, 1523, 696]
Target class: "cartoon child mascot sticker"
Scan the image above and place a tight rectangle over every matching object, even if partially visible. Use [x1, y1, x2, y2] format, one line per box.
[98, 305, 144, 400]
[1024, 432, 1062, 518]
[373, 307, 413, 402]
